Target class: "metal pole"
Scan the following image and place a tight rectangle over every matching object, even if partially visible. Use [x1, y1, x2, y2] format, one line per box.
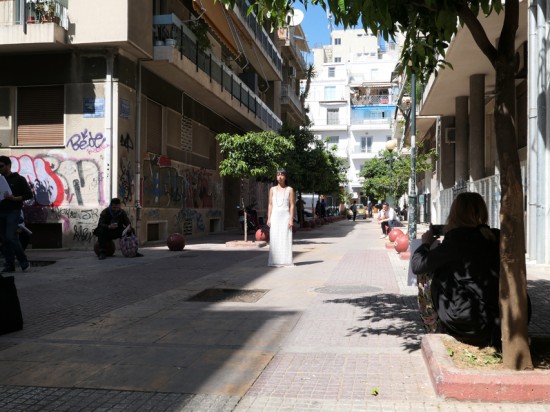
[408, 72, 417, 239]
[389, 150, 393, 205]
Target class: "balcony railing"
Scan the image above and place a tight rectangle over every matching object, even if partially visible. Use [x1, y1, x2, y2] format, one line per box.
[234, 0, 282, 73]
[154, 14, 281, 131]
[350, 105, 396, 126]
[351, 95, 393, 106]
[280, 83, 303, 112]
[1, 0, 68, 29]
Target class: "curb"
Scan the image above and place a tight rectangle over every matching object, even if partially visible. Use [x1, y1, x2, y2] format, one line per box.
[421, 334, 550, 403]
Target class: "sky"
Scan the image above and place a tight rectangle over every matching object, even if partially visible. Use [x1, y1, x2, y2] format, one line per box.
[294, 4, 346, 62]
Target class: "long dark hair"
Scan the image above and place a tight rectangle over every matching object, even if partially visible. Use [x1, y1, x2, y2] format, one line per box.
[275, 168, 290, 186]
[447, 192, 495, 241]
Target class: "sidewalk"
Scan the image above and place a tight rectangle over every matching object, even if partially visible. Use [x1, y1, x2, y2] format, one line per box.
[0, 220, 548, 411]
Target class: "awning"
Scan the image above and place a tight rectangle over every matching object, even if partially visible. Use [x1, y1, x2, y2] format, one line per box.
[193, 0, 239, 56]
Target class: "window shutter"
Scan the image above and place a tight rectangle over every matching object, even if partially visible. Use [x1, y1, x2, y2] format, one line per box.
[17, 86, 64, 146]
[146, 99, 162, 154]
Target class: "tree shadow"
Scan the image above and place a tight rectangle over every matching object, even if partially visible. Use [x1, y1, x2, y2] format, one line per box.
[324, 293, 425, 353]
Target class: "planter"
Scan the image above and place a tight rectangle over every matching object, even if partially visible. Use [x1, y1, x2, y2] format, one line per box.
[165, 38, 177, 47]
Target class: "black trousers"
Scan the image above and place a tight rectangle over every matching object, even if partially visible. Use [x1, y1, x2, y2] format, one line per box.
[96, 227, 124, 253]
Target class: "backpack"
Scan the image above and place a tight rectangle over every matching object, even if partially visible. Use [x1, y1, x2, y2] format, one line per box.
[119, 234, 139, 257]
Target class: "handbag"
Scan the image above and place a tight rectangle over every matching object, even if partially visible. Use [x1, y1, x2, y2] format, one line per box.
[0, 275, 23, 335]
[119, 233, 139, 257]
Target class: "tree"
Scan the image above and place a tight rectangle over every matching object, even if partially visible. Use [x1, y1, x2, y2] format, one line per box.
[216, 131, 294, 241]
[220, 0, 532, 369]
[361, 145, 436, 203]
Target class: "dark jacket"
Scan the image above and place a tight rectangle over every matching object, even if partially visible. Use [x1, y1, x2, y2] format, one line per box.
[0, 172, 34, 211]
[97, 206, 131, 231]
[411, 226, 500, 343]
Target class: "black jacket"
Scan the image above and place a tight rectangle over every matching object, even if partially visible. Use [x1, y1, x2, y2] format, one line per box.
[411, 226, 500, 343]
[97, 206, 131, 231]
[0, 172, 34, 211]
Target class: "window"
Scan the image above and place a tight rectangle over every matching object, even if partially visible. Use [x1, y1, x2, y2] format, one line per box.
[17, 86, 64, 146]
[334, 38, 341, 45]
[326, 136, 339, 147]
[361, 137, 367, 152]
[327, 108, 339, 125]
[367, 137, 373, 152]
[334, 57, 341, 63]
[328, 67, 335, 78]
[324, 86, 336, 100]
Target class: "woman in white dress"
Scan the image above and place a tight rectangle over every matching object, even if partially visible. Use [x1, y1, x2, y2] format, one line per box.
[267, 168, 295, 267]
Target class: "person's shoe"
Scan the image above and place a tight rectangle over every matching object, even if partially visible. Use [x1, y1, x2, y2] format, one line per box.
[98, 253, 106, 260]
[379, 234, 387, 239]
[20, 261, 30, 272]
[135, 252, 144, 257]
[1, 266, 15, 273]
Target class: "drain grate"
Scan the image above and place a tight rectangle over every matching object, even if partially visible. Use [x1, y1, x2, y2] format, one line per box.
[315, 286, 382, 295]
[187, 288, 269, 303]
[30, 260, 56, 267]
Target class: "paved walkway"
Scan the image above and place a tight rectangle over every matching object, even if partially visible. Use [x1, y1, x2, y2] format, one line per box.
[0, 219, 549, 411]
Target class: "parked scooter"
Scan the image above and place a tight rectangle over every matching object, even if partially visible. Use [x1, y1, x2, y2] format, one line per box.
[237, 203, 260, 233]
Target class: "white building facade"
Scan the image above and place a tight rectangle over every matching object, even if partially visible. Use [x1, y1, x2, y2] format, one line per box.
[304, 29, 404, 201]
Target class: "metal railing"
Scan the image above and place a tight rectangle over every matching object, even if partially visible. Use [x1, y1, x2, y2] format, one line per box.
[439, 175, 501, 228]
[154, 14, 282, 131]
[1, 0, 68, 29]
[234, 0, 282, 73]
[350, 106, 395, 126]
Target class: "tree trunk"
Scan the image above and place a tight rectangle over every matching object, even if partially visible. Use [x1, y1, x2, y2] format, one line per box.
[493, 47, 533, 370]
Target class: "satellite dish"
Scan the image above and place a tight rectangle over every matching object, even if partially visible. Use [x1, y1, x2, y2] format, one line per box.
[286, 9, 304, 26]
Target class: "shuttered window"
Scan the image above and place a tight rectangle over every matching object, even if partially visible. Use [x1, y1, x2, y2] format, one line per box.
[17, 86, 64, 146]
[146, 99, 162, 154]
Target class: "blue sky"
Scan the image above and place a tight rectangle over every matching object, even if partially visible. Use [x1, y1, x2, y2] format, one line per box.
[294, 4, 346, 61]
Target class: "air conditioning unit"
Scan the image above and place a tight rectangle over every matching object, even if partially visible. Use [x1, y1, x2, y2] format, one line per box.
[288, 67, 296, 78]
[445, 127, 456, 144]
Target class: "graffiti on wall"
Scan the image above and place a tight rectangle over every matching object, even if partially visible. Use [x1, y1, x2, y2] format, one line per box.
[142, 156, 219, 209]
[67, 128, 107, 154]
[10, 154, 104, 207]
[118, 156, 134, 205]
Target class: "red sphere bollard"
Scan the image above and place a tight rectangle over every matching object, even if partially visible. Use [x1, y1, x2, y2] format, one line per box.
[167, 233, 185, 251]
[388, 228, 404, 242]
[255, 227, 270, 242]
[94, 240, 115, 256]
[394, 234, 409, 253]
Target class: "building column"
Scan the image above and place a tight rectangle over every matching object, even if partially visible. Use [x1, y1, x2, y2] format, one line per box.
[469, 74, 485, 181]
[455, 96, 469, 183]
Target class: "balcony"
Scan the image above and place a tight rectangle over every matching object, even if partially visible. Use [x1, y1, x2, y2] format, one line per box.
[0, 0, 68, 50]
[351, 94, 393, 106]
[277, 27, 308, 73]
[232, 0, 282, 78]
[350, 106, 396, 128]
[151, 14, 281, 132]
[280, 83, 304, 124]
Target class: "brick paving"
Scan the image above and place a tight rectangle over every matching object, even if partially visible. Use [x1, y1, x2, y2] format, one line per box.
[0, 220, 549, 411]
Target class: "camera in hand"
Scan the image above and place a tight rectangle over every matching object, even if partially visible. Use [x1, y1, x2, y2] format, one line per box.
[430, 224, 445, 236]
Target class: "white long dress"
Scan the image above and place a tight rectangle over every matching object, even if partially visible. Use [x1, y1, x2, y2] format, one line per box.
[268, 186, 294, 267]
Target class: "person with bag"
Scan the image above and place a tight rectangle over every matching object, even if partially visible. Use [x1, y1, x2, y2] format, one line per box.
[410, 192, 501, 347]
[93, 198, 142, 260]
[0, 155, 33, 273]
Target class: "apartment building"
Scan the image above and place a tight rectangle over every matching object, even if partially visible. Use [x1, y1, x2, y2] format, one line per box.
[0, 0, 308, 249]
[304, 28, 404, 200]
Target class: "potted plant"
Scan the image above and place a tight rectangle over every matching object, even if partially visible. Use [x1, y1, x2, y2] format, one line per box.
[35, 1, 46, 22]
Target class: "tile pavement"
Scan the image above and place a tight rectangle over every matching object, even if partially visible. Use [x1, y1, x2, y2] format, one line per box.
[0, 219, 548, 411]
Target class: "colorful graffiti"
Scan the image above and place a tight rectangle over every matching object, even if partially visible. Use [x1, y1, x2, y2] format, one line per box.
[118, 156, 134, 205]
[10, 154, 104, 207]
